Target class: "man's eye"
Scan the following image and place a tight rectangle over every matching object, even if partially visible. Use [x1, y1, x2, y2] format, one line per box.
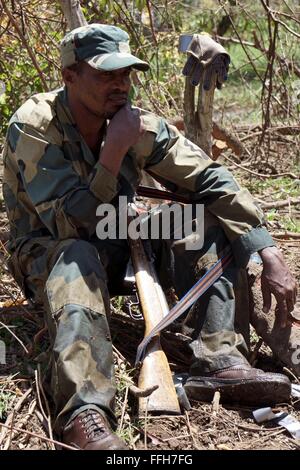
[97, 72, 112, 79]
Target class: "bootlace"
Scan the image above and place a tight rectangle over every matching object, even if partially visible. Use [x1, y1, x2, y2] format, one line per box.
[80, 410, 108, 439]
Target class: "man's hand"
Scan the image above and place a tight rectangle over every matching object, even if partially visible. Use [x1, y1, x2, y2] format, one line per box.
[107, 103, 144, 150]
[259, 246, 298, 328]
[100, 104, 145, 177]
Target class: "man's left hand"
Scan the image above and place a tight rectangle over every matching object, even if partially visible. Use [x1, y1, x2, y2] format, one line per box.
[259, 246, 298, 328]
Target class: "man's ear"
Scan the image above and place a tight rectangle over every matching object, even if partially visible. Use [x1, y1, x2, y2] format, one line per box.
[62, 68, 76, 86]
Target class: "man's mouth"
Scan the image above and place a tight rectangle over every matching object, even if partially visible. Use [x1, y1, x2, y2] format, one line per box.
[108, 94, 128, 105]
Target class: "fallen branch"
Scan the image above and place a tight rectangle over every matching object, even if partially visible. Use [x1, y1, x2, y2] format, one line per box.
[223, 155, 298, 179]
[260, 198, 300, 210]
[212, 122, 244, 158]
[269, 231, 300, 240]
[235, 125, 300, 136]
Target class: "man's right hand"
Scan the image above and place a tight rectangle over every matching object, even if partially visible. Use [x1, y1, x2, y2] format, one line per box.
[107, 103, 144, 150]
[100, 104, 144, 177]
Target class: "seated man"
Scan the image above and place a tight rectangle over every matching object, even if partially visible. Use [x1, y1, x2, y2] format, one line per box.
[2, 24, 297, 450]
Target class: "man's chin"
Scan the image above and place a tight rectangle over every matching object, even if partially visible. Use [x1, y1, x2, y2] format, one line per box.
[104, 111, 118, 119]
[103, 105, 123, 119]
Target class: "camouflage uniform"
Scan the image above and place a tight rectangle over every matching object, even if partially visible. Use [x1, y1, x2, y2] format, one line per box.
[2, 88, 274, 433]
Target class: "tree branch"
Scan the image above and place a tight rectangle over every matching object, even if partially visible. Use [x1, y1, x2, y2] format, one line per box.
[0, 0, 49, 91]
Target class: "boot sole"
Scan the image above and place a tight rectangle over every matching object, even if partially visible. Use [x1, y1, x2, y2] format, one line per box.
[184, 375, 291, 405]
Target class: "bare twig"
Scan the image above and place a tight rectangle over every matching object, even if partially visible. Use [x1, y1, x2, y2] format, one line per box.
[3, 400, 37, 450]
[218, 2, 263, 83]
[0, 321, 29, 354]
[119, 385, 129, 432]
[5, 409, 15, 450]
[212, 391, 220, 416]
[261, 0, 300, 39]
[283, 367, 300, 384]
[259, 1, 278, 146]
[249, 338, 263, 366]
[0, 421, 78, 450]
[143, 399, 149, 450]
[184, 410, 201, 449]
[260, 198, 300, 210]
[0, 387, 32, 446]
[223, 155, 298, 179]
[35, 366, 55, 449]
[145, 0, 157, 46]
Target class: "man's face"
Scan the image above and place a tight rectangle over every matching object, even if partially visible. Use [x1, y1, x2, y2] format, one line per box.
[65, 62, 132, 119]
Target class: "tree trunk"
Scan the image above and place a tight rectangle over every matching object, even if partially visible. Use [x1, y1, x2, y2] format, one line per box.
[59, 0, 87, 29]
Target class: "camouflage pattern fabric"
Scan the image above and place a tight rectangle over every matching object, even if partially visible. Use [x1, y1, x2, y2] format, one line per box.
[2, 88, 275, 433]
[3, 88, 274, 264]
[60, 23, 149, 71]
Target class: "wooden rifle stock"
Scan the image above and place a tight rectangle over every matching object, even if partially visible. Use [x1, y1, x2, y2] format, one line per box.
[129, 235, 180, 415]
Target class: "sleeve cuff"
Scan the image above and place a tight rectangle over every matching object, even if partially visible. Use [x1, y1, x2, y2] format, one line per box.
[89, 162, 120, 203]
[231, 226, 275, 267]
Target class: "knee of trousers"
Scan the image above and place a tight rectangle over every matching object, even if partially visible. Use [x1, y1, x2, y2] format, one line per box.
[45, 239, 110, 317]
[160, 211, 233, 296]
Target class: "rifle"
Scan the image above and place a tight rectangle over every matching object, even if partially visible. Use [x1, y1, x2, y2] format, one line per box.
[128, 215, 180, 415]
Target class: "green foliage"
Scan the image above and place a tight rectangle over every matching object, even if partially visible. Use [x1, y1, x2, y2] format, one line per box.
[244, 177, 300, 233]
[0, 386, 14, 420]
[246, 177, 300, 199]
[0, 1, 63, 135]
[112, 296, 125, 312]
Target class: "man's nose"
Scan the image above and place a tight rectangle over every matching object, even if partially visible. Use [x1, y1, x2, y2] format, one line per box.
[112, 75, 130, 91]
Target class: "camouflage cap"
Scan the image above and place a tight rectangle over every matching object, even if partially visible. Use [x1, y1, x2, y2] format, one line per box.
[60, 23, 149, 72]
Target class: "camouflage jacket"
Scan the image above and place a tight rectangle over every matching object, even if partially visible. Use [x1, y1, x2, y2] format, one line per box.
[2, 88, 274, 266]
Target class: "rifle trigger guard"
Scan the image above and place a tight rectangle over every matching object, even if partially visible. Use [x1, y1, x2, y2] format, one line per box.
[126, 291, 143, 321]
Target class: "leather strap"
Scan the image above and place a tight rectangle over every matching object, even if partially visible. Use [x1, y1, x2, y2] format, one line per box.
[136, 185, 190, 204]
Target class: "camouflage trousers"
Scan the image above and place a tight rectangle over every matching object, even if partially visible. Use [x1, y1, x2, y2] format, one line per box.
[8, 210, 250, 434]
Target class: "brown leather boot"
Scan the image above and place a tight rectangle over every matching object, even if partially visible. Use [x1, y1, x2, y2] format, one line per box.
[62, 408, 127, 450]
[184, 364, 291, 405]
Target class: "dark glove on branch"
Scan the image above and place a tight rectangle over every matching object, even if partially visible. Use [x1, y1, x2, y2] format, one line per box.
[182, 34, 230, 90]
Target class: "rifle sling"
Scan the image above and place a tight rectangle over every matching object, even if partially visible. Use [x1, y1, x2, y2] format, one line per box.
[136, 185, 190, 204]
